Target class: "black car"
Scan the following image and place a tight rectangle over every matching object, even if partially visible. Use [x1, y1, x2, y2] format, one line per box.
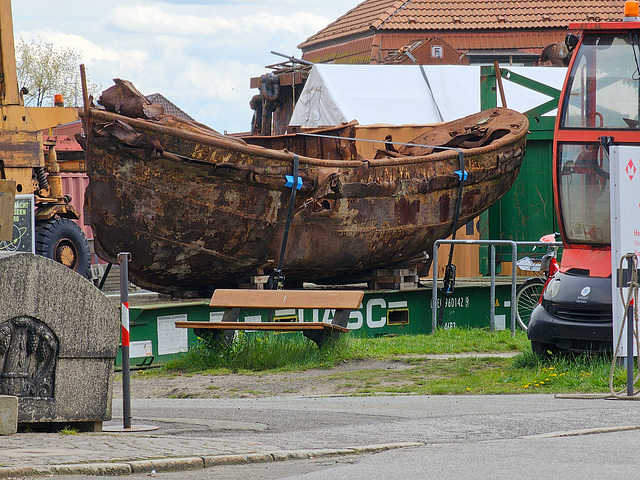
[527, 271, 612, 355]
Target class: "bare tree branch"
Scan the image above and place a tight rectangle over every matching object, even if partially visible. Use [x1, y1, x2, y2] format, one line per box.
[16, 37, 101, 107]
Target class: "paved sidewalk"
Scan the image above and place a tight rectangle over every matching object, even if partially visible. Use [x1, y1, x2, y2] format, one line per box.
[0, 427, 417, 478]
[0, 414, 419, 478]
[2, 392, 640, 478]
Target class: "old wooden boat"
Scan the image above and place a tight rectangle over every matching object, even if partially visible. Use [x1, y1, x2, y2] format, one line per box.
[79, 81, 528, 296]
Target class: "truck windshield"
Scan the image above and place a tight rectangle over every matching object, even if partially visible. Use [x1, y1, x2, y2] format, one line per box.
[557, 143, 610, 245]
[561, 32, 640, 129]
[557, 31, 640, 245]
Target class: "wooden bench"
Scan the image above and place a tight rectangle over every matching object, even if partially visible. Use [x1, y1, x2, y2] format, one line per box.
[175, 289, 364, 347]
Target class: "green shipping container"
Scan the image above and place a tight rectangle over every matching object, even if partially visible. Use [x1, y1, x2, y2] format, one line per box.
[116, 283, 516, 367]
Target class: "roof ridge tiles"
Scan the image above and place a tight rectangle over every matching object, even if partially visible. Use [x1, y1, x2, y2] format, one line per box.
[374, 1, 412, 29]
[299, 0, 626, 51]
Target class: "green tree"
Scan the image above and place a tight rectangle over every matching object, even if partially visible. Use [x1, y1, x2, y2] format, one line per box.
[15, 37, 100, 107]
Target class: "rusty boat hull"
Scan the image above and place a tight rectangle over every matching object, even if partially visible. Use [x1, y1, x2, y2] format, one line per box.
[82, 107, 528, 296]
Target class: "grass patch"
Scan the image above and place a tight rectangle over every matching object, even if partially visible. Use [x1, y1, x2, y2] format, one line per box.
[310, 354, 629, 396]
[58, 425, 79, 435]
[164, 331, 351, 373]
[512, 350, 624, 394]
[160, 328, 632, 396]
[164, 328, 527, 374]
[347, 328, 528, 358]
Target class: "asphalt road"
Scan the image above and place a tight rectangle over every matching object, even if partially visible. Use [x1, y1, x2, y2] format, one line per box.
[116, 394, 640, 447]
[117, 394, 640, 479]
[85, 430, 640, 480]
[13, 393, 640, 479]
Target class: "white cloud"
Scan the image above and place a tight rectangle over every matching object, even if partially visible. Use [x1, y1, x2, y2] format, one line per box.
[17, 31, 121, 63]
[105, 6, 226, 36]
[105, 6, 332, 43]
[12, 0, 363, 131]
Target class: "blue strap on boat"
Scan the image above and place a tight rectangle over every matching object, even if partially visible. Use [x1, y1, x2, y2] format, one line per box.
[440, 151, 466, 298]
[267, 153, 300, 290]
[296, 130, 470, 327]
[438, 150, 466, 325]
[442, 264, 456, 296]
[285, 175, 303, 189]
[454, 170, 468, 181]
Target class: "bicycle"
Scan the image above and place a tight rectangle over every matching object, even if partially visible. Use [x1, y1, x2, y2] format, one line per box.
[515, 233, 560, 331]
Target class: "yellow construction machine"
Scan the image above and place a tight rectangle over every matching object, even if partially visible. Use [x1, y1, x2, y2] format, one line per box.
[0, 0, 90, 276]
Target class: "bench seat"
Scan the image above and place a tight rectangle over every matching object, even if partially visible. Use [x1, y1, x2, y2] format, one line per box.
[175, 321, 349, 333]
[175, 288, 363, 347]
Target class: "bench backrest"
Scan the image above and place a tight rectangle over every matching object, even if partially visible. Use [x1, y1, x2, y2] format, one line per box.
[210, 289, 364, 310]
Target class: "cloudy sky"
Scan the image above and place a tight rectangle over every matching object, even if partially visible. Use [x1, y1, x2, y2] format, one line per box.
[11, 0, 363, 133]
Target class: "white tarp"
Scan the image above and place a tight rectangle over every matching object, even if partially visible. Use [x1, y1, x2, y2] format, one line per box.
[289, 64, 567, 127]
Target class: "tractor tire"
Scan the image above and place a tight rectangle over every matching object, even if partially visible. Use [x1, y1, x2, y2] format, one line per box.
[36, 218, 91, 279]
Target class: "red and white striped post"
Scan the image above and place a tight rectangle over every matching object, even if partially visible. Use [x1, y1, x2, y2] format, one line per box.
[118, 252, 132, 429]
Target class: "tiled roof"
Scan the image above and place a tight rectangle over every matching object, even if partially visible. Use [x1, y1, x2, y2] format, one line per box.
[43, 121, 83, 153]
[299, 0, 404, 50]
[303, 36, 376, 64]
[299, 0, 626, 50]
[301, 30, 567, 64]
[146, 93, 194, 121]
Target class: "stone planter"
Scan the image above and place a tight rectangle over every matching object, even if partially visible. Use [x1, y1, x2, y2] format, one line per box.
[0, 254, 119, 431]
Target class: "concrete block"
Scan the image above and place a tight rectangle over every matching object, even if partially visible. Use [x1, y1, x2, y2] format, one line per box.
[0, 253, 119, 426]
[0, 395, 18, 435]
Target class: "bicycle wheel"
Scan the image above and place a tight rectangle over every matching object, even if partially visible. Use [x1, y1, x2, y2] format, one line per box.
[515, 278, 546, 331]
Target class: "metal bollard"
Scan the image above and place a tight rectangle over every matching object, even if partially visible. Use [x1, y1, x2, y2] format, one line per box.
[626, 257, 635, 398]
[118, 252, 132, 429]
[102, 257, 157, 434]
[627, 298, 634, 397]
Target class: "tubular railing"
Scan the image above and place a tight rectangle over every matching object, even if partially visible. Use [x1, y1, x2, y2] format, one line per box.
[432, 239, 563, 337]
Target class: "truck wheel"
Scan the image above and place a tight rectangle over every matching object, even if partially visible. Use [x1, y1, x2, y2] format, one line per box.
[36, 218, 91, 279]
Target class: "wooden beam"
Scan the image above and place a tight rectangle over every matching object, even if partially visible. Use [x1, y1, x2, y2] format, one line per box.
[249, 71, 303, 89]
[0, 0, 20, 106]
[0, 179, 15, 241]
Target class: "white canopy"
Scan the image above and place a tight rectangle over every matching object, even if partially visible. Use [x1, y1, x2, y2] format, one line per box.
[289, 64, 567, 127]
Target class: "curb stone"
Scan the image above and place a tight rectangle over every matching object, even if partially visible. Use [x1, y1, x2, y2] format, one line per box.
[0, 443, 425, 478]
[351, 442, 423, 453]
[44, 463, 133, 476]
[519, 425, 640, 439]
[203, 453, 274, 467]
[0, 466, 36, 478]
[129, 457, 205, 474]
